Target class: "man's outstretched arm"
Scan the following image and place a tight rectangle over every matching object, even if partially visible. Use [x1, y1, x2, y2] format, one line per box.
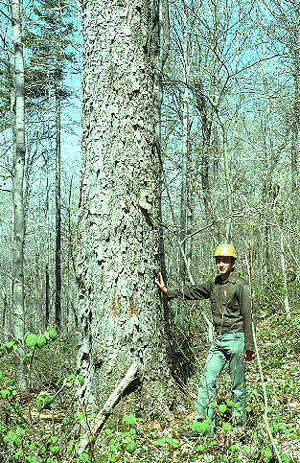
[156, 272, 211, 300]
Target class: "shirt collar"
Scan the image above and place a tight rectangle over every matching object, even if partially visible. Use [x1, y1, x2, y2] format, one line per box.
[216, 271, 237, 284]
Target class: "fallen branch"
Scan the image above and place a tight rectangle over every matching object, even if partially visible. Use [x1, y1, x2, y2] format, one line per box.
[30, 411, 65, 421]
[79, 361, 139, 452]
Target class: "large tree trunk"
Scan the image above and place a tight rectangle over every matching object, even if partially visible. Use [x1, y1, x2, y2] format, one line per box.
[77, 0, 176, 415]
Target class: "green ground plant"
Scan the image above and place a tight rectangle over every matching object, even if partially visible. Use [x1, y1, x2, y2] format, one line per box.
[0, 302, 299, 462]
[0, 329, 84, 463]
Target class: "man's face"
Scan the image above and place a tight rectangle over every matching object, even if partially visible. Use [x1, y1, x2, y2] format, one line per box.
[216, 256, 233, 280]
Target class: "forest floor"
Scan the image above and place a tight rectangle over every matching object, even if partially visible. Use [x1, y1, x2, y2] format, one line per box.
[90, 310, 300, 463]
[0, 311, 299, 463]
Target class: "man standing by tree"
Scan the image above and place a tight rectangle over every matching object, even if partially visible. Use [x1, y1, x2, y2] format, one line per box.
[157, 243, 255, 437]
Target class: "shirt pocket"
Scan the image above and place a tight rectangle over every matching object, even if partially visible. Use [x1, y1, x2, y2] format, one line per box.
[224, 288, 238, 307]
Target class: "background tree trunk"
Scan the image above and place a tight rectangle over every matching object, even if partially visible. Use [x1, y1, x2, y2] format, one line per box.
[291, 8, 300, 193]
[45, 264, 50, 326]
[55, 64, 62, 329]
[77, 0, 176, 415]
[152, 0, 170, 324]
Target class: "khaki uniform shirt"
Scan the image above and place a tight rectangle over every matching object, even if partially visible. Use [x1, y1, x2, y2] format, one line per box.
[167, 271, 255, 352]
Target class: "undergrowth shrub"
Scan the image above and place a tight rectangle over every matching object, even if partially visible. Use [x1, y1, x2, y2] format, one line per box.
[0, 328, 87, 463]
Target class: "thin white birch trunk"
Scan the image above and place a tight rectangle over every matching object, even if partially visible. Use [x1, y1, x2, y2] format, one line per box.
[11, 0, 25, 338]
[11, 0, 26, 385]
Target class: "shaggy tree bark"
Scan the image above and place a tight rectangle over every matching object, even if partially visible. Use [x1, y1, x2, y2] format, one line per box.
[77, 0, 176, 415]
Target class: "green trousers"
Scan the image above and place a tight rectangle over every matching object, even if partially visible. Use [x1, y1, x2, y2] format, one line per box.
[195, 332, 246, 435]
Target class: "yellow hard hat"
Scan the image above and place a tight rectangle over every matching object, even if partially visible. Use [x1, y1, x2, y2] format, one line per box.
[214, 243, 237, 259]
